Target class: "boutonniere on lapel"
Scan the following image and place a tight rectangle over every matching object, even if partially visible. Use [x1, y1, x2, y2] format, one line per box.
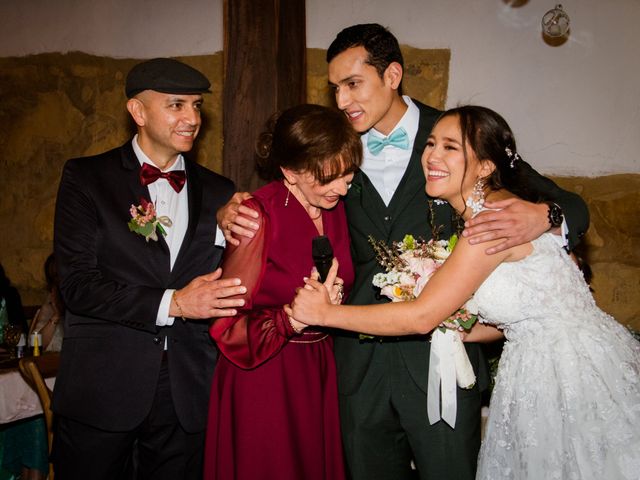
[128, 197, 172, 242]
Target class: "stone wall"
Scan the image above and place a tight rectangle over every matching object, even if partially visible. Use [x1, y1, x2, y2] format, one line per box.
[1, 50, 638, 331]
[0, 52, 223, 305]
[553, 175, 640, 329]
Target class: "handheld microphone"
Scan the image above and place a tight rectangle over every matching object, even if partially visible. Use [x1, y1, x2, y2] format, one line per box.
[311, 235, 334, 282]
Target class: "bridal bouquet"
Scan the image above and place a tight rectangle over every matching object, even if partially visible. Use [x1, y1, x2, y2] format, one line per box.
[370, 232, 478, 427]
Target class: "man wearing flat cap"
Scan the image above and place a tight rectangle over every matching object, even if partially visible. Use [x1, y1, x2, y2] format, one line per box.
[52, 58, 245, 479]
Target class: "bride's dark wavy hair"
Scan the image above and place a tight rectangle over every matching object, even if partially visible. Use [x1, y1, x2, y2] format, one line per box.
[437, 106, 540, 205]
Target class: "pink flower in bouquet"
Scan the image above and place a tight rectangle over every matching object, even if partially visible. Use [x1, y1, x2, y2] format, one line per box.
[407, 255, 441, 297]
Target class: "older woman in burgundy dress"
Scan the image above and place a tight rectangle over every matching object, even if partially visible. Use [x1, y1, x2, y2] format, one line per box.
[204, 104, 362, 480]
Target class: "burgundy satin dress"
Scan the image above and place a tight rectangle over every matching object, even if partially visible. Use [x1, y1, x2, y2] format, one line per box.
[204, 181, 353, 480]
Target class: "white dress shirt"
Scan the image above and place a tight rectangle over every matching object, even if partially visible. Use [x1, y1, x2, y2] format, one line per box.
[360, 96, 419, 206]
[132, 135, 188, 328]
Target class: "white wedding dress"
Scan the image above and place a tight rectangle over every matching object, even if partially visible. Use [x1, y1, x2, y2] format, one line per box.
[474, 233, 640, 480]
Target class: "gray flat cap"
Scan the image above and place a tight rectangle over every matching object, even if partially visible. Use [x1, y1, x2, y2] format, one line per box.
[125, 58, 211, 98]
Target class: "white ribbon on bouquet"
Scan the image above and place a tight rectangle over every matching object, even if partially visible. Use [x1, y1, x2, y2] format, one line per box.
[427, 328, 476, 428]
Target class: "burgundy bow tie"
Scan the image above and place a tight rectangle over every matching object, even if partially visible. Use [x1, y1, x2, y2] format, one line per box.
[139, 162, 186, 193]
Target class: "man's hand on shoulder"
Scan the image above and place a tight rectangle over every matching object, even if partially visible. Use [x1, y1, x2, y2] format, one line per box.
[171, 268, 246, 319]
[217, 192, 260, 246]
[462, 198, 554, 255]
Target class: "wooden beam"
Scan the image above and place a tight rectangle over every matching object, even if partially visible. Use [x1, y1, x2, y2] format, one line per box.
[223, 0, 306, 191]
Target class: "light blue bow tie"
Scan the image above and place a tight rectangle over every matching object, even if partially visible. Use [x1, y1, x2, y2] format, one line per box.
[367, 127, 410, 155]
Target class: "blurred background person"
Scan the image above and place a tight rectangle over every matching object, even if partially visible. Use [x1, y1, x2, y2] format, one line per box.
[28, 254, 64, 353]
[0, 262, 46, 480]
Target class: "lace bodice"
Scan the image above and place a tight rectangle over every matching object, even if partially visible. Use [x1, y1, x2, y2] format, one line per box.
[474, 233, 598, 336]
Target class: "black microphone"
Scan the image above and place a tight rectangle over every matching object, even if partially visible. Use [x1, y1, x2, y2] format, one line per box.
[312, 235, 334, 282]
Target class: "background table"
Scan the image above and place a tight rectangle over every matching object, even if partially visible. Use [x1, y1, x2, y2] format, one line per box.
[0, 360, 55, 424]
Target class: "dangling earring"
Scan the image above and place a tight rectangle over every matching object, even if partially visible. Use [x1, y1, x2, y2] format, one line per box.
[283, 178, 292, 207]
[465, 178, 485, 215]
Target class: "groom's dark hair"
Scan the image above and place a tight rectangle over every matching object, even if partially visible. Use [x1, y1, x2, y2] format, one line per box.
[327, 23, 404, 94]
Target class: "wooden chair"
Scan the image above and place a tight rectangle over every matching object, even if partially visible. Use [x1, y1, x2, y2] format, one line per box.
[19, 352, 60, 479]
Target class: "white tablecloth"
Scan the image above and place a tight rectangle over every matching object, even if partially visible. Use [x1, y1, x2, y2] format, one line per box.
[0, 369, 55, 424]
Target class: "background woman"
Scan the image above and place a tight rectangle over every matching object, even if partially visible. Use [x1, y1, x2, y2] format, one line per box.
[291, 106, 640, 479]
[29, 254, 64, 352]
[204, 104, 362, 480]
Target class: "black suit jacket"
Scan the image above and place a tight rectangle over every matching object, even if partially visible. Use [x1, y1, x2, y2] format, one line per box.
[52, 141, 234, 433]
[335, 99, 589, 395]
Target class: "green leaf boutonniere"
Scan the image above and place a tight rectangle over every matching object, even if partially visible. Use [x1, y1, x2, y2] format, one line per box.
[128, 197, 172, 242]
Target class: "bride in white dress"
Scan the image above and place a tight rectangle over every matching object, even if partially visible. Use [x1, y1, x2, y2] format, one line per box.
[289, 105, 640, 479]
[473, 231, 640, 479]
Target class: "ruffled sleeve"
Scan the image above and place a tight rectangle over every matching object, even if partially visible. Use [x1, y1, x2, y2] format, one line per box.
[209, 198, 299, 369]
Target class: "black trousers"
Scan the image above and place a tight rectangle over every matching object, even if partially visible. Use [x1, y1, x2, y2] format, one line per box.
[52, 360, 205, 480]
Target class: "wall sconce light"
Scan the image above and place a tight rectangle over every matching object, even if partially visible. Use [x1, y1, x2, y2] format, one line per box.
[542, 4, 570, 38]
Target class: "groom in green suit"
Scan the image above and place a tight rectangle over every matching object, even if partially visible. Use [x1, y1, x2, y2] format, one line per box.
[324, 24, 588, 480]
[219, 23, 589, 480]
